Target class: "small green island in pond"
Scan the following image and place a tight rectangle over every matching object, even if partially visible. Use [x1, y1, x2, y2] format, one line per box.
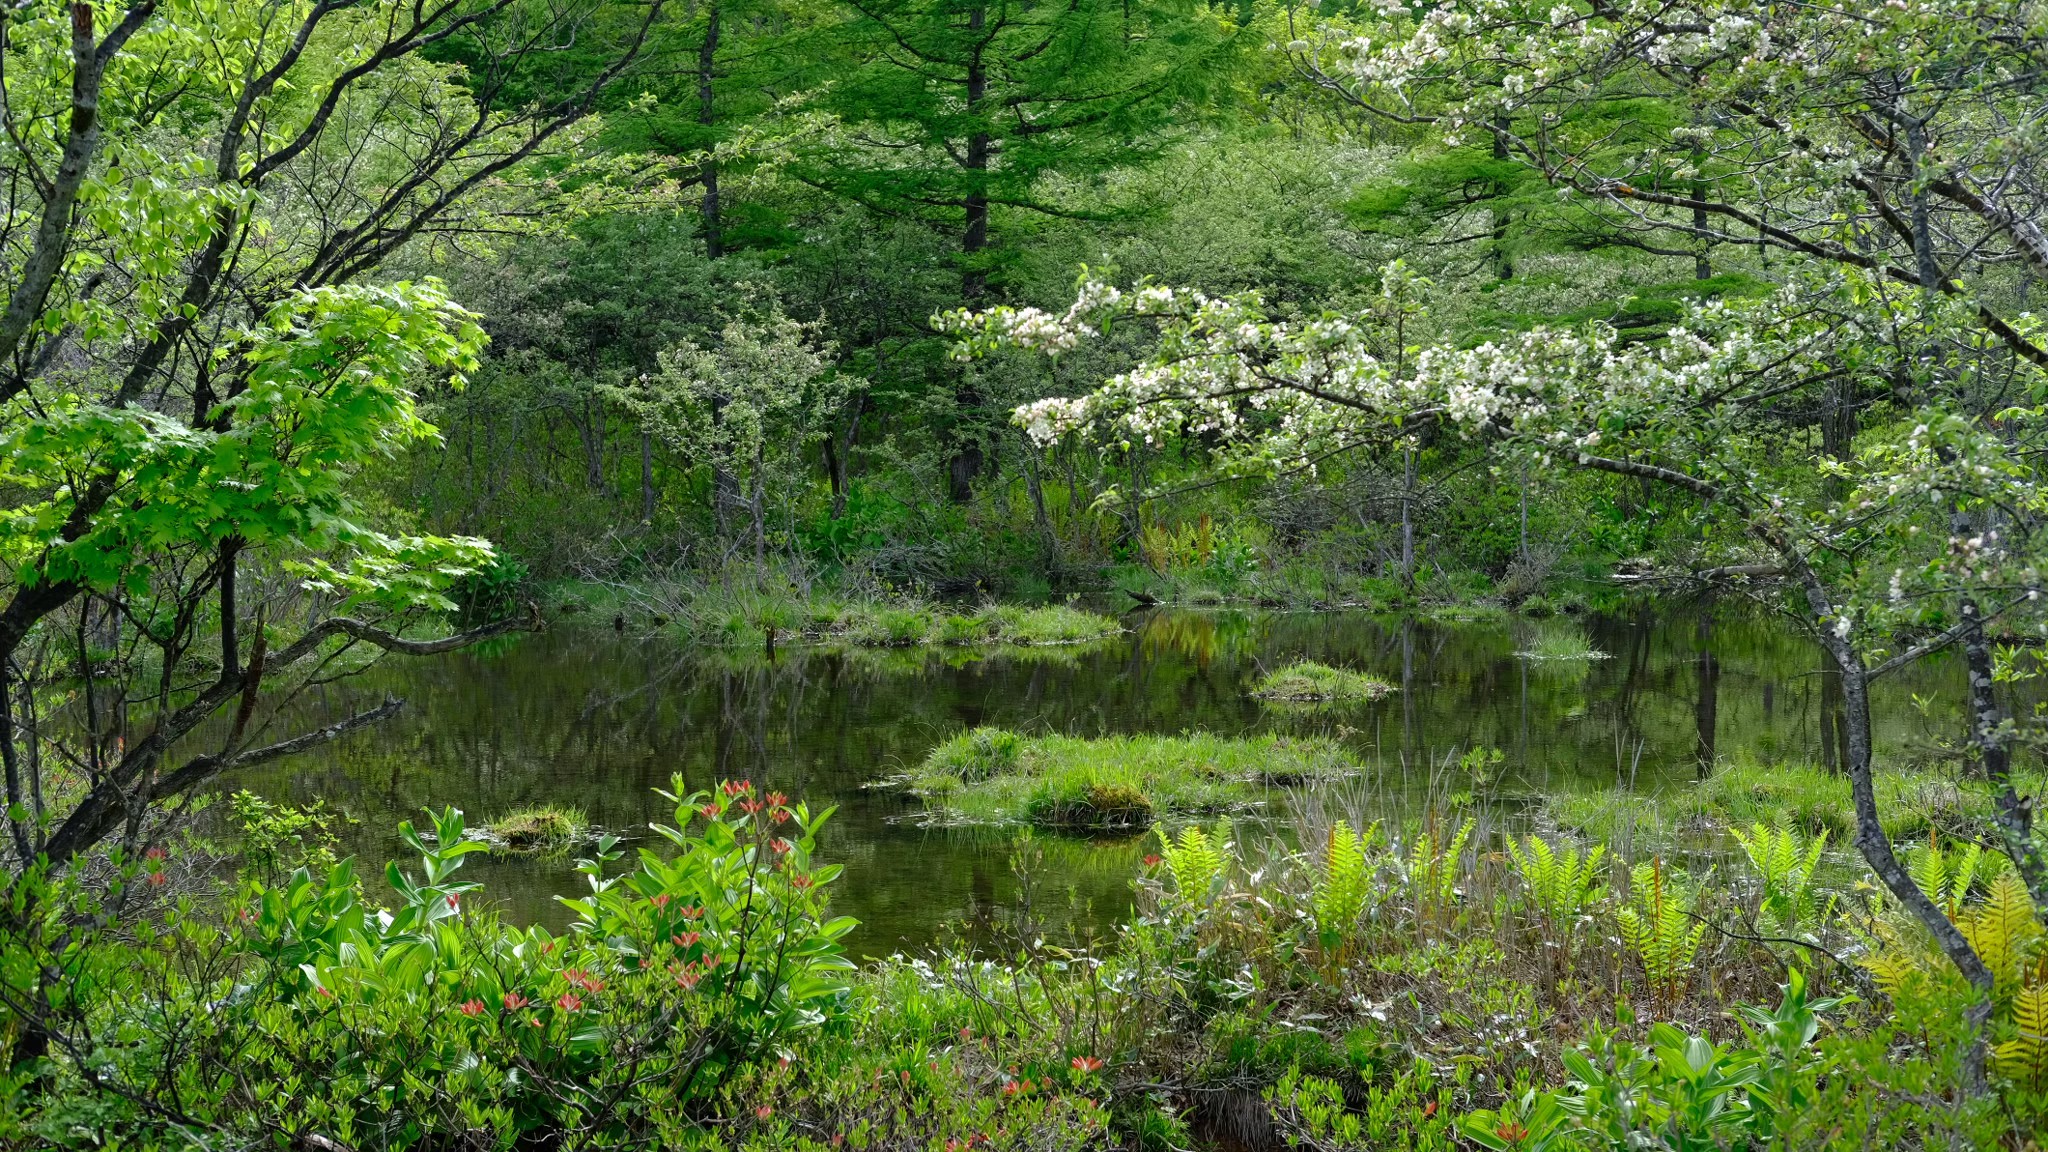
[907, 729, 1353, 828]
[1249, 661, 1395, 703]
[662, 595, 1123, 652]
[483, 805, 587, 852]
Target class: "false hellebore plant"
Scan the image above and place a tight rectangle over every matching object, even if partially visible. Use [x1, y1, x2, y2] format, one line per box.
[942, 260, 2048, 1079]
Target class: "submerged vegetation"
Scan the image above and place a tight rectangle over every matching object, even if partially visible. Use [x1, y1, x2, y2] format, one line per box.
[1250, 661, 1395, 703]
[908, 730, 1354, 827]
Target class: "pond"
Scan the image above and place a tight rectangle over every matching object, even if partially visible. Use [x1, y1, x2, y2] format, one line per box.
[239, 603, 1966, 954]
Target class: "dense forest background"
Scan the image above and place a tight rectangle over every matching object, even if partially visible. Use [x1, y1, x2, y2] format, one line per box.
[383, 0, 1727, 602]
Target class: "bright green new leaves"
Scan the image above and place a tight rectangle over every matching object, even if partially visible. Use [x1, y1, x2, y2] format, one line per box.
[1731, 823, 1833, 942]
[1617, 859, 1706, 1007]
[0, 279, 490, 606]
[1509, 834, 1606, 935]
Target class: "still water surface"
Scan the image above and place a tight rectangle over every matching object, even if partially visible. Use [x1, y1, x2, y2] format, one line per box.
[241, 605, 1963, 952]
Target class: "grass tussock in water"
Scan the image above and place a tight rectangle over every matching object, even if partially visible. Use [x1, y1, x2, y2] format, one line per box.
[485, 805, 587, 851]
[1250, 661, 1395, 703]
[1515, 620, 1609, 661]
[908, 729, 1353, 828]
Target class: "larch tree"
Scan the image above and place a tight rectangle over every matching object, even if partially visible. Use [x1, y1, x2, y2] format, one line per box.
[809, 0, 1249, 500]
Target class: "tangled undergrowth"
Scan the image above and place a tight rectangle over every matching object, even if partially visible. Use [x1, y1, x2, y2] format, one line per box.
[3, 782, 2042, 1150]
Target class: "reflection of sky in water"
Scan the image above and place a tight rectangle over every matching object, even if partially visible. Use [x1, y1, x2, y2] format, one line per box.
[234, 604, 1968, 953]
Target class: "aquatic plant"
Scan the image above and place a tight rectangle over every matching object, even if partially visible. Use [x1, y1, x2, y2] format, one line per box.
[906, 731, 1352, 827]
[1515, 621, 1608, 661]
[1250, 661, 1395, 703]
[487, 805, 587, 851]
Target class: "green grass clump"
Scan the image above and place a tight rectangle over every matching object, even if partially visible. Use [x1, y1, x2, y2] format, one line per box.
[908, 731, 1353, 828]
[487, 805, 587, 851]
[1545, 758, 2035, 844]
[1250, 661, 1395, 703]
[1515, 621, 1608, 661]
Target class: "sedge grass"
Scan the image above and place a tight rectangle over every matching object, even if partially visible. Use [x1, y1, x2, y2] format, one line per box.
[908, 730, 1354, 829]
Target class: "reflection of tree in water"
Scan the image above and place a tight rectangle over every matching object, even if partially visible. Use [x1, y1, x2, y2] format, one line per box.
[233, 604, 1970, 950]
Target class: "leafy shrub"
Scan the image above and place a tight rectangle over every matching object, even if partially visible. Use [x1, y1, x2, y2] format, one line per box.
[230, 790, 347, 885]
[2, 781, 855, 1148]
[448, 552, 529, 626]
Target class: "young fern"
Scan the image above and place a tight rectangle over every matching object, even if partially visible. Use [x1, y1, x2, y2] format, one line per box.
[1994, 986, 2048, 1092]
[1403, 816, 1475, 913]
[1313, 820, 1378, 957]
[1906, 839, 1986, 920]
[1156, 823, 1230, 906]
[1617, 858, 1707, 1007]
[1507, 834, 1606, 931]
[1730, 823, 1834, 940]
[1960, 868, 2041, 993]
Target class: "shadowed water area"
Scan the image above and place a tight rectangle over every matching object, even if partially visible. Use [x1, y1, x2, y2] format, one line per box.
[240, 604, 1967, 953]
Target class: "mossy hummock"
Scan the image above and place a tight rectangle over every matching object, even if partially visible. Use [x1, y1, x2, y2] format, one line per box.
[907, 729, 1354, 828]
[1250, 661, 1395, 703]
[485, 805, 587, 851]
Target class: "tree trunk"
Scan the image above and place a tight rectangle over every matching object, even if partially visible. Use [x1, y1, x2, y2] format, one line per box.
[1693, 614, 1717, 778]
[1959, 595, 2048, 907]
[946, 4, 991, 504]
[1399, 446, 1417, 590]
[697, 0, 722, 259]
[640, 432, 655, 523]
[1789, 551, 1996, 1088]
[1022, 431, 1057, 569]
[827, 391, 865, 519]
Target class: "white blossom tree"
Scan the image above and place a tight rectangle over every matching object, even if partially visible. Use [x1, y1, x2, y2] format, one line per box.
[944, 258, 2048, 1079]
[942, 0, 2048, 1079]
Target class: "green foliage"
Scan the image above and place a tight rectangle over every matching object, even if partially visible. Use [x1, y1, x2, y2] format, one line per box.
[4, 781, 858, 1147]
[1397, 815, 1475, 918]
[1497, 971, 1848, 1150]
[1516, 621, 1609, 662]
[230, 790, 346, 887]
[1269, 1061, 1458, 1151]
[1617, 859, 1708, 1006]
[1313, 819, 1378, 959]
[1508, 834, 1606, 940]
[1155, 822, 1230, 907]
[1731, 822, 1834, 940]
[1250, 661, 1394, 703]
[487, 804, 587, 852]
[450, 553, 531, 627]
[906, 731, 1353, 827]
